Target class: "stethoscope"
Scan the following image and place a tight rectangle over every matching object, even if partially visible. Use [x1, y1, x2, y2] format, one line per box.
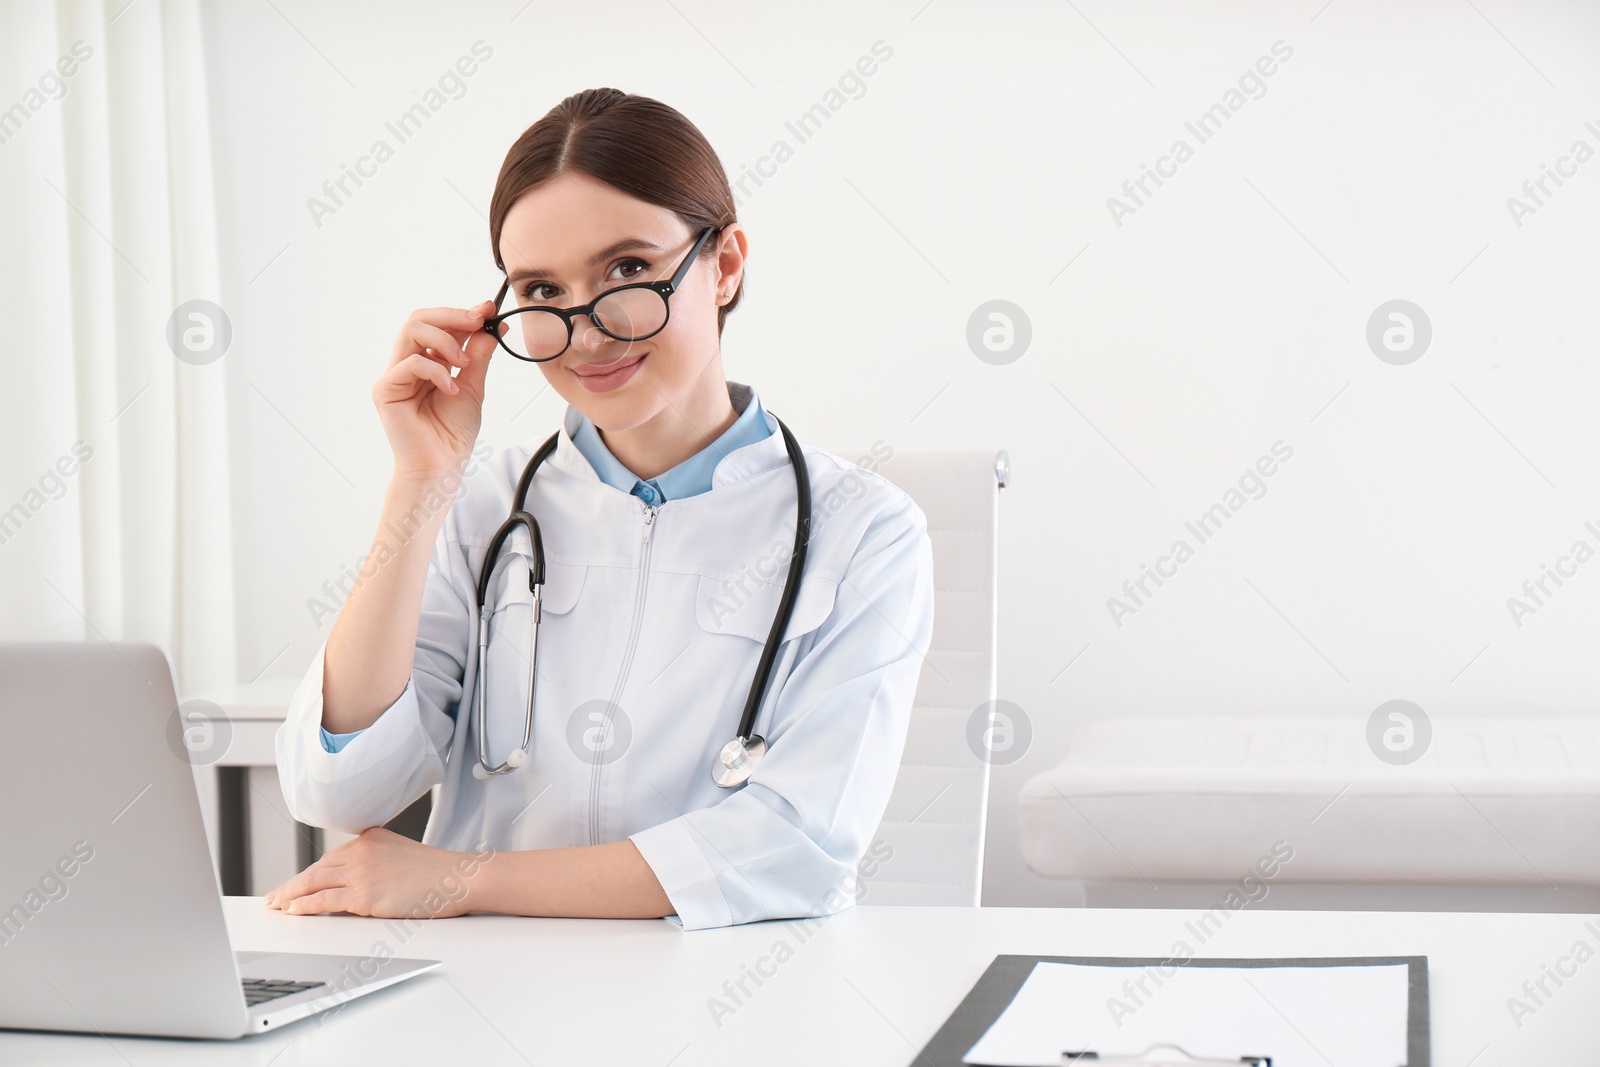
[470, 416, 811, 789]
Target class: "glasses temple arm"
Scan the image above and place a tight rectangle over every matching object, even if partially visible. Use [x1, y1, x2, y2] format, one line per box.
[486, 278, 510, 325]
[665, 226, 716, 293]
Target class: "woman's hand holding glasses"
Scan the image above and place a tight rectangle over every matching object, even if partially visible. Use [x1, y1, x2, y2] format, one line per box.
[373, 300, 501, 485]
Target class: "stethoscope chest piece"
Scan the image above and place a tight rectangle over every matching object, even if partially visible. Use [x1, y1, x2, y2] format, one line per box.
[711, 734, 766, 788]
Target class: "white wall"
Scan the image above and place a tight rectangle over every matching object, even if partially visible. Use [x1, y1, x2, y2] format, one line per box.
[34, 0, 1600, 907]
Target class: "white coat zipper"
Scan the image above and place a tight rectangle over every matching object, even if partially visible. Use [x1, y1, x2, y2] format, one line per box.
[590, 500, 657, 844]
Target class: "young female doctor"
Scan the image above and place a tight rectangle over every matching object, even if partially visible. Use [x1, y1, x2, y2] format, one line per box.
[266, 89, 934, 931]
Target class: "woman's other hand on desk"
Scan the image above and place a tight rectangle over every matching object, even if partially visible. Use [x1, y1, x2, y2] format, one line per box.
[262, 826, 488, 919]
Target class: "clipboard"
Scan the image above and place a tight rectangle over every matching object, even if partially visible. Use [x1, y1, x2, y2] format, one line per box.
[1063, 1050, 1268, 1066]
[909, 954, 1430, 1067]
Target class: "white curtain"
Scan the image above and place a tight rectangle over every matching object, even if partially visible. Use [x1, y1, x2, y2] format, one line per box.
[1, 0, 237, 700]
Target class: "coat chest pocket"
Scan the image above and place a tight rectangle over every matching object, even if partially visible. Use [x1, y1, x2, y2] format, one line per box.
[694, 571, 839, 645]
[487, 555, 587, 618]
[474, 556, 584, 759]
[479, 557, 586, 709]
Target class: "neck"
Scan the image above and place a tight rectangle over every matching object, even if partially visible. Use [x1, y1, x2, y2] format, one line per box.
[599, 363, 737, 481]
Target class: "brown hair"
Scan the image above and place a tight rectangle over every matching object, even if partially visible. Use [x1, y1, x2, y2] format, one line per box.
[488, 88, 741, 336]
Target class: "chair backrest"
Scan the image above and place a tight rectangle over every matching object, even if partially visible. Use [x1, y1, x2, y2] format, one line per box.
[843, 446, 1006, 906]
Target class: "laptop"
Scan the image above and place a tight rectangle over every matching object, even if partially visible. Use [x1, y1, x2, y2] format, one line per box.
[0, 641, 440, 1039]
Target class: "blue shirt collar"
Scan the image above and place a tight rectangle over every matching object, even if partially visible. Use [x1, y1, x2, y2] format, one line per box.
[567, 381, 773, 504]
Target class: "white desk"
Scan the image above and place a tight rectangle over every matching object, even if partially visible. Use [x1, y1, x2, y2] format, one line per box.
[4, 900, 1596, 1064]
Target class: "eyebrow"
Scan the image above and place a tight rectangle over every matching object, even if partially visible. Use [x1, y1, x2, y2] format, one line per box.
[505, 237, 665, 286]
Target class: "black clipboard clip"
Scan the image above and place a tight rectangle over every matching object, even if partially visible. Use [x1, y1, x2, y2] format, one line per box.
[1061, 1046, 1271, 1067]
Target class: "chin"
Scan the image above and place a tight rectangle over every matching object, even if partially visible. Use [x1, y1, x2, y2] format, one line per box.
[570, 388, 656, 433]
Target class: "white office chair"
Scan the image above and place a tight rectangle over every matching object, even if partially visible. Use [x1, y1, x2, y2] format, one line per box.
[844, 447, 1008, 907]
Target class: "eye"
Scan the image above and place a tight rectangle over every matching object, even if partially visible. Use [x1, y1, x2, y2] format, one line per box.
[517, 259, 651, 303]
[613, 258, 649, 282]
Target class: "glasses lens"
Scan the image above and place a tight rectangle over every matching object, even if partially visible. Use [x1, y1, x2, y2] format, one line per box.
[496, 309, 569, 361]
[593, 287, 668, 341]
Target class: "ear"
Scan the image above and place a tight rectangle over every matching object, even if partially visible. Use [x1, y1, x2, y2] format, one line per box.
[712, 223, 749, 303]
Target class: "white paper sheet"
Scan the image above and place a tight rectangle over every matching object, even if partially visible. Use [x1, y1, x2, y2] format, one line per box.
[961, 960, 1411, 1067]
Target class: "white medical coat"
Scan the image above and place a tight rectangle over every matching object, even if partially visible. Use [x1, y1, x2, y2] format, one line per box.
[275, 390, 935, 930]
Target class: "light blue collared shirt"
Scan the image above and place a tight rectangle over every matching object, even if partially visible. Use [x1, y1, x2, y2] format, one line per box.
[567, 388, 771, 503]
[320, 386, 773, 753]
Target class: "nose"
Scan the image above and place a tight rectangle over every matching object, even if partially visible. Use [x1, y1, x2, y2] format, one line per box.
[566, 311, 616, 358]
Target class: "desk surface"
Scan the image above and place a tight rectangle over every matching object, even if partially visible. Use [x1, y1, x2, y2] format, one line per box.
[4, 899, 1597, 1065]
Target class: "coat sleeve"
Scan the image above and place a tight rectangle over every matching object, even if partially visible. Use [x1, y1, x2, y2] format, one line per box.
[628, 492, 935, 931]
[274, 515, 476, 835]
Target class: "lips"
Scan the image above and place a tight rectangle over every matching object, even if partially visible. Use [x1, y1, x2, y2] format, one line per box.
[573, 353, 645, 378]
[571, 352, 647, 393]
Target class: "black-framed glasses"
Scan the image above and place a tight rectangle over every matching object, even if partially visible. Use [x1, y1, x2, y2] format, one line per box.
[484, 226, 717, 362]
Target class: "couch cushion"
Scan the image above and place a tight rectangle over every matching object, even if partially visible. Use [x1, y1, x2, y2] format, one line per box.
[1019, 715, 1600, 886]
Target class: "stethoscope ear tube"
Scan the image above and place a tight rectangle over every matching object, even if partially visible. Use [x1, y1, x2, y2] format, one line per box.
[474, 511, 545, 610]
[471, 430, 558, 779]
[732, 418, 811, 747]
[474, 426, 558, 610]
[473, 509, 545, 779]
[710, 417, 810, 788]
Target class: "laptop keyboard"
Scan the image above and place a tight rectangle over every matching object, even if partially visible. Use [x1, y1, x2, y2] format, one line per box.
[242, 977, 327, 1007]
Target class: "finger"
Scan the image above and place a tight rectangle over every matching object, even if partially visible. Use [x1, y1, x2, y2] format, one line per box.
[265, 861, 349, 908]
[266, 866, 340, 908]
[443, 301, 496, 353]
[375, 352, 461, 402]
[408, 305, 490, 346]
[409, 320, 473, 368]
[283, 887, 358, 916]
[390, 311, 486, 370]
[456, 304, 502, 395]
[263, 850, 353, 905]
[451, 299, 499, 352]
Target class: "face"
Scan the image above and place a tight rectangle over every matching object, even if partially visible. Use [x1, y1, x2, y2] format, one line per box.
[495, 171, 744, 433]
